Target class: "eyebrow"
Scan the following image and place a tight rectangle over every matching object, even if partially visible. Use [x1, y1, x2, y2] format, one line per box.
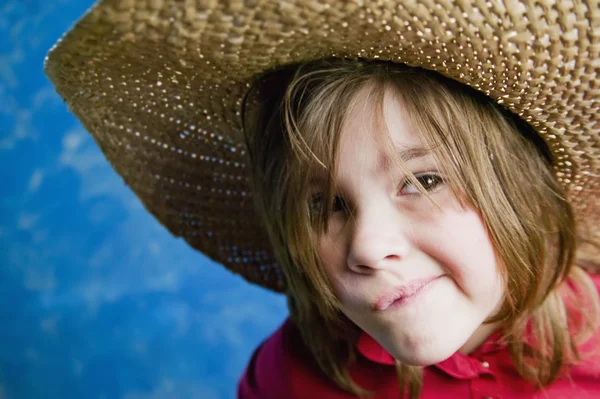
[376, 145, 432, 172]
[309, 145, 432, 187]
[309, 173, 328, 187]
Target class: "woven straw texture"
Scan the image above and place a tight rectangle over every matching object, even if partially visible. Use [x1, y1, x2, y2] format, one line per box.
[45, 0, 599, 292]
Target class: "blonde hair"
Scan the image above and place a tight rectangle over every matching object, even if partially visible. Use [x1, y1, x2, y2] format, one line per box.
[242, 58, 599, 398]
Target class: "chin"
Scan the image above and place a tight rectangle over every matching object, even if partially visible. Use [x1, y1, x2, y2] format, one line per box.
[384, 335, 466, 366]
[393, 349, 455, 366]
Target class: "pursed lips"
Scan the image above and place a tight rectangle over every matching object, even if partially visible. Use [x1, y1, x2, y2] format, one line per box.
[372, 275, 443, 311]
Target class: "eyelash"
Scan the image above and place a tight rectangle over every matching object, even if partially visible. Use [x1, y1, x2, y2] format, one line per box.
[309, 172, 445, 214]
[401, 172, 445, 196]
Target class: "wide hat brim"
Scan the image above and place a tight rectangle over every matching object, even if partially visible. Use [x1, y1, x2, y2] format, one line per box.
[45, 0, 600, 292]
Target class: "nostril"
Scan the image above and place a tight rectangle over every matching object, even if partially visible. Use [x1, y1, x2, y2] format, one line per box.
[384, 254, 402, 261]
[359, 264, 372, 273]
[346, 239, 410, 272]
[351, 264, 373, 274]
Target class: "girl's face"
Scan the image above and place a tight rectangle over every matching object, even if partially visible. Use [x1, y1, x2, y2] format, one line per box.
[314, 85, 505, 366]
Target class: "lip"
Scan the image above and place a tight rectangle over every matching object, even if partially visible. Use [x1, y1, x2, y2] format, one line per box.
[372, 275, 443, 311]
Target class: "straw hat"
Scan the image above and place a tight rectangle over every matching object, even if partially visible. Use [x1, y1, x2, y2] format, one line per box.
[45, 0, 599, 292]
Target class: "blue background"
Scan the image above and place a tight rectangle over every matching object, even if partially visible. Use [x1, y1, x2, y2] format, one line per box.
[0, 1, 288, 398]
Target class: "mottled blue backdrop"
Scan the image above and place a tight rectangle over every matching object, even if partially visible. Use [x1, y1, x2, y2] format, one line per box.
[0, 1, 288, 398]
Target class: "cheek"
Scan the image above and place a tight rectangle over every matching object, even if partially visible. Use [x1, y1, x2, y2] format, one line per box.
[318, 237, 340, 283]
[318, 238, 371, 315]
[422, 207, 503, 296]
[318, 239, 352, 300]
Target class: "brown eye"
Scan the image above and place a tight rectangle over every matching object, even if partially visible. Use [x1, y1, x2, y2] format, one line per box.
[308, 194, 323, 214]
[400, 173, 444, 195]
[309, 194, 347, 214]
[331, 195, 348, 212]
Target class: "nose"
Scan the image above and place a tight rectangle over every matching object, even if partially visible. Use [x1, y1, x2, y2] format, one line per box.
[346, 206, 411, 274]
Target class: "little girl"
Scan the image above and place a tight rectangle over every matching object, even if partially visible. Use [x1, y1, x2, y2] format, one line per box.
[44, 0, 600, 398]
[238, 58, 600, 398]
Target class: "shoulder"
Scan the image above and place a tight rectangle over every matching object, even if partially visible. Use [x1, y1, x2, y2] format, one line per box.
[237, 317, 352, 398]
[237, 318, 293, 399]
[567, 272, 600, 371]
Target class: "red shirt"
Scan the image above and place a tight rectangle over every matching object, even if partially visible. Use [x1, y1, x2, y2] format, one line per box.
[238, 275, 600, 398]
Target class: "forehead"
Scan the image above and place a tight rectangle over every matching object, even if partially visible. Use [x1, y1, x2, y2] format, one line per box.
[308, 84, 432, 185]
[338, 85, 428, 170]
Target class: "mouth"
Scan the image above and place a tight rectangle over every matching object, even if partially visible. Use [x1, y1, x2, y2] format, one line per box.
[372, 275, 443, 311]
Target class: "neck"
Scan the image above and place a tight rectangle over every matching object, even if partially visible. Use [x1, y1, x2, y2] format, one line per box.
[459, 320, 502, 354]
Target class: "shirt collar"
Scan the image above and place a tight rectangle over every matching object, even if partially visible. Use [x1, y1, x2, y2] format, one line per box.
[356, 330, 505, 379]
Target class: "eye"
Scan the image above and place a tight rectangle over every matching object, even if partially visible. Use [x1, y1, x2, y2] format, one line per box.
[309, 193, 348, 215]
[399, 173, 444, 195]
